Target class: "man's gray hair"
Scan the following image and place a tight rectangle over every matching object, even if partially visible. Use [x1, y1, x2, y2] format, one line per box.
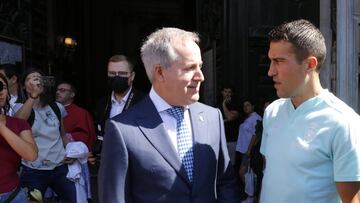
[140, 27, 199, 82]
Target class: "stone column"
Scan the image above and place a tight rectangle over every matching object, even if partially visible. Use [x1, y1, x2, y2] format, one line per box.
[336, 0, 358, 110]
[319, 0, 332, 90]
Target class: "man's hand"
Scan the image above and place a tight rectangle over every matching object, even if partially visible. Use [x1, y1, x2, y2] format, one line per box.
[63, 157, 76, 164]
[222, 97, 231, 106]
[238, 165, 246, 183]
[88, 152, 97, 165]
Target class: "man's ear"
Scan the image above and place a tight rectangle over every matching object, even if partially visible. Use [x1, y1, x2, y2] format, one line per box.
[307, 56, 318, 71]
[70, 92, 75, 99]
[129, 72, 136, 82]
[154, 64, 165, 82]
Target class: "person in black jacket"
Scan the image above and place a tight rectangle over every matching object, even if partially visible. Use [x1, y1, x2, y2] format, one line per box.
[94, 55, 145, 153]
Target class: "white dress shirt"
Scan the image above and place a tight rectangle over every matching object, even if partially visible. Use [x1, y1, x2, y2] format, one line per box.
[149, 87, 193, 152]
[109, 86, 132, 118]
[8, 94, 18, 116]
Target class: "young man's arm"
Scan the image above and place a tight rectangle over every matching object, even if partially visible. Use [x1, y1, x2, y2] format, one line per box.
[222, 100, 238, 122]
[336, 182, 360, 203]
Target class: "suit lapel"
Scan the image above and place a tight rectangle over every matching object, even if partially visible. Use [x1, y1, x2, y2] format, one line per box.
[135, 96, 191, 186]
[188, 103, 208, 189]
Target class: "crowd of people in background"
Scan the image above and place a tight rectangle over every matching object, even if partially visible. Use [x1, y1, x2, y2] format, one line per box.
[0, 18, 359, 203]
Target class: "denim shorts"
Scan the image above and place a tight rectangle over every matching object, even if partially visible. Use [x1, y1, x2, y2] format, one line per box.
[0, 187, 27, 203]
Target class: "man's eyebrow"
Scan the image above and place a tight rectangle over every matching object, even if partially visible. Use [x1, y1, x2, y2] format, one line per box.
[270, 57, 286, 61]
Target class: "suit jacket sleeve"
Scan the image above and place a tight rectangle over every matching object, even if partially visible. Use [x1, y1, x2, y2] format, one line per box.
[98, 119, 131, 203]
[215, 108, 241, 202]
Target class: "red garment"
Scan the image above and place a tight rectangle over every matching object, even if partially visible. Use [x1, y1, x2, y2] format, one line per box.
[64, 103, 96, 150]
[0, 116, 31, 193]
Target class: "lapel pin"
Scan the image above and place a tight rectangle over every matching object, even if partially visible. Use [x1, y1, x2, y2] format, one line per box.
[199, 115, 204, 122]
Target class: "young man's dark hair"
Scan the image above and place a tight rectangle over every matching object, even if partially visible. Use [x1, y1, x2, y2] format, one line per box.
[268, 19, 326, 71]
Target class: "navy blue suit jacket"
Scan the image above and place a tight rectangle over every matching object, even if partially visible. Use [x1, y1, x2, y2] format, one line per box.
[98, 95, 241, 203]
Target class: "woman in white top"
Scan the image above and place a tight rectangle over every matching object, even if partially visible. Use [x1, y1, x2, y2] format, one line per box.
[13, 68, 76, 203]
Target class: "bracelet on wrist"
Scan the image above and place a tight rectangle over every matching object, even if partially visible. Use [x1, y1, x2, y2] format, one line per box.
[29, 95, 39, 99]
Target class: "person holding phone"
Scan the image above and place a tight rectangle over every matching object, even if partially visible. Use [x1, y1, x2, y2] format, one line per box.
[13, 68, 76, 203]
[0, 72, 38, 203]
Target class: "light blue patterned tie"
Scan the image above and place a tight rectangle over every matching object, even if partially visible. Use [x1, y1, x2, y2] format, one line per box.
[167, 107, 194, 182]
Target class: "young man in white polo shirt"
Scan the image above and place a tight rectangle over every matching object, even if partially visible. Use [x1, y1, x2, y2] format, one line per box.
[260, 19, 360, 203]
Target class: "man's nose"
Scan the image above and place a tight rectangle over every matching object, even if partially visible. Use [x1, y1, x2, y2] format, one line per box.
[268, 63, 276, 77]
[194, 68, 205, 82]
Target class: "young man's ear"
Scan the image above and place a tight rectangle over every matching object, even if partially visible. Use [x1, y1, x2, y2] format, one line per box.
[307, 56, 318, 71]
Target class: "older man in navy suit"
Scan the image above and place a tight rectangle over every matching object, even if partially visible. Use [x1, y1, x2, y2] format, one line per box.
[98, 27, 241, 203]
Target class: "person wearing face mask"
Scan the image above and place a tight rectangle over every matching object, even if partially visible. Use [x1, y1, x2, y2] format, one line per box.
[94, 55, 145, 145]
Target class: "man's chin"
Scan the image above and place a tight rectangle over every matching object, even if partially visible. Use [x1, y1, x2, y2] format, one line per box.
[179, 94, 200, 106]
[189, 95, 200, 103]
[276, 91, 288, 98]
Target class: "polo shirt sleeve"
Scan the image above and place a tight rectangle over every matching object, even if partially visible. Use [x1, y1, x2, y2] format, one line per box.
[332, 119, 360, 182]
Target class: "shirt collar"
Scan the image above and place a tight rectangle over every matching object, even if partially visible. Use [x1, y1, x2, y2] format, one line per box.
[149, 87, 189, 113]
[64, 103, 72, 107]
[111, 86, 133, 104]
